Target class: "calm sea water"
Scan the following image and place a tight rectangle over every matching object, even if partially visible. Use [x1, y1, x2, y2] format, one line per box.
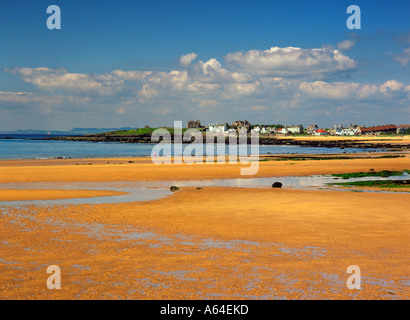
[0, 134, 384, 160]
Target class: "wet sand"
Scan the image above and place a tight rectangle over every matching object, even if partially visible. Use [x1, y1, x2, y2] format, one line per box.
[0, 189, 125, 201]
[0, 152, 409, 183]
[0, 151, 409, 299]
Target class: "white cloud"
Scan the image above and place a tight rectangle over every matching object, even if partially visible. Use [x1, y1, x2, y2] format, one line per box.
[221, 82, 259, 98]
[185, 81, 220, 93]
[151, 105, 174, 115]
[2, 44, 409, 129]
[380, 80, 405, 98]
[191, 58, 251, 83]
[147, 70, 190, 90]
[299, 81, 360, 100]
[5, 67, 124, 95]
[251, 105, 267, 111]
[115, 106, 126, 114]
[179, 52, 198, 67]
[4, 61, 409, 107]
[0, 91, 35, 103]
[356, 84, 379, 99]
[299, 80, 407, 101]
[0, 90, 62, 105]
[393, 48, 410, 66]
[111, 70, 153, 81]
[225, 46, 357, 79]
[191, 99, 219, 108]
[138, 84, 158, 98]
[337, 40, 356, 51]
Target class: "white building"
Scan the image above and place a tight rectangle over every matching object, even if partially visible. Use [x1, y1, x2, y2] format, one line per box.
[238, 127, 248, 134]
[285, 125, 303, 134]
[276, 128, 289, 134]
[306, 124, 318, 134]
[251, 126, 260, 133]
[251, 126, 269, 134]
[332, 124, 360, 136]
[208, 123, 228, 133]
[335, 128, 356, 136]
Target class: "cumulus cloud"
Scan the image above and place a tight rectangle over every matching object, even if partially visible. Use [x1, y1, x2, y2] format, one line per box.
[138, 84, 158, 98]
[380, 79, 405, 98]
[179, 52, 198, 67]
[225, 46, 358, 79]
[191, 58, 252, 84]
[299, 80, 407, 101]
[337, 40, 356, 51]
[0, 91, 35, 104]
[147, 70, 189, 90]
[185, 81, 219, 93]
[393, 48, 410, 66]
[299, 81, 360, 100]
[2, 44, 409, 129]
[0, 90, 62, 105]
[111, 70, 153, 81]
[4, 67, 124, 95]
[4, 57, 409, 107]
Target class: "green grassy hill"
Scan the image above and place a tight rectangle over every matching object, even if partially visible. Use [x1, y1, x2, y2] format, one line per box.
[101, 127, 193, 136]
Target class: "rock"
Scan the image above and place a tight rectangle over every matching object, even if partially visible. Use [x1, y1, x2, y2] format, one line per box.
[272, 182, 282, 188]
[170, 186, 180, 191]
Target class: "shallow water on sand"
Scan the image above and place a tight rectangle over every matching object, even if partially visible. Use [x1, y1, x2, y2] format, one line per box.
[0, 172, 408, 206]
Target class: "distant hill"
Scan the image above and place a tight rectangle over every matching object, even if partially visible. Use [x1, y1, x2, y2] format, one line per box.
[1, 127, 134, 136]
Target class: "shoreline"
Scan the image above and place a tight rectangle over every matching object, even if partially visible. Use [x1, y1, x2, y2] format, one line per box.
[0, 151, 409, 183]
[0, 150, 404, 163]
[35, 134, 410, 151]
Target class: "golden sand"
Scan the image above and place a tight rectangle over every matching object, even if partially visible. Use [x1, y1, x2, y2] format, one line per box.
[0, 189, 125, 201]
[276, 135, 410, 144]
[0, 150, 409, 300]
[0, 152, 409, 183]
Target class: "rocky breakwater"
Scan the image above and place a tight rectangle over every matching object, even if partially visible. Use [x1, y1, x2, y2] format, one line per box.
[43, 133, 153, 143]
[258, 137, 409, 151]
[42, 134, 409, 150]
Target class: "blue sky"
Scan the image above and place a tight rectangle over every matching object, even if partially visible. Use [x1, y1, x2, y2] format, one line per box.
[0, 0, 409, 130]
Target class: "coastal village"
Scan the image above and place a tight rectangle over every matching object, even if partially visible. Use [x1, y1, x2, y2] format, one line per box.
[186, 120, 410, 136]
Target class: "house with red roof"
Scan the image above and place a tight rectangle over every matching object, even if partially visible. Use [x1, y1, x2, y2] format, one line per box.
[397, 125, 410, 134]
[358, 125, 397, 135]
[312, 129, 330, 136]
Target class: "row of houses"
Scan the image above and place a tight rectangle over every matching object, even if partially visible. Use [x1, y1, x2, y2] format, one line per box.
[305, 124, 410, 136]
[207, 123, 303, 134]
[187, 120, 410, 135]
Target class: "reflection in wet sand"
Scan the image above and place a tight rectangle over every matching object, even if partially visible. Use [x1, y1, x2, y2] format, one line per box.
[0, 172, 408, 206]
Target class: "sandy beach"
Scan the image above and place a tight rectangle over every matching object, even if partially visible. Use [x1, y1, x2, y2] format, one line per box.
[0, 149, 409, 300]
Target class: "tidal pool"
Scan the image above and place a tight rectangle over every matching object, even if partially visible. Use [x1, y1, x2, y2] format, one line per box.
[0, 172, 408, 206]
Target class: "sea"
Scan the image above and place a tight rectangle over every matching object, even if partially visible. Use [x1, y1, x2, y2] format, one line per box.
[0, 134, 385, 160]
